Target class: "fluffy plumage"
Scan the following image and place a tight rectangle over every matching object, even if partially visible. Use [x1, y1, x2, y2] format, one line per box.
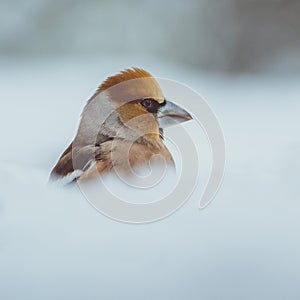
[50, 68, 192, 184]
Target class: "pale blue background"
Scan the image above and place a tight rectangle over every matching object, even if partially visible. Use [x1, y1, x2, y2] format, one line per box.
[0, 1, 299, 299]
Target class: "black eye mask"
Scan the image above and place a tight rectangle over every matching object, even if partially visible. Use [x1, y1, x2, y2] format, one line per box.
[141, 98, 166, 114]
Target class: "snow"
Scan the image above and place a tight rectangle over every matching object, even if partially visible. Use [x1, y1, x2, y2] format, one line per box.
[0, 57, 300, 299]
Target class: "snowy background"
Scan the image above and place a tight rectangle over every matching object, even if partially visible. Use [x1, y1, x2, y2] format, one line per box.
[1, 1, 300, 299]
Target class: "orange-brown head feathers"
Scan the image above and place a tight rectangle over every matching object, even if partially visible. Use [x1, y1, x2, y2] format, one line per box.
[95, 67, 165, 105]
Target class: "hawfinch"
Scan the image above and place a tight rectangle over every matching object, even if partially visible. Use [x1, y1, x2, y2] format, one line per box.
[50, 68, 192, 184]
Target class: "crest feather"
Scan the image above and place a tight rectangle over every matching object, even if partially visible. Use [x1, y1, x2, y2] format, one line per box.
[98, 68, 153, 92]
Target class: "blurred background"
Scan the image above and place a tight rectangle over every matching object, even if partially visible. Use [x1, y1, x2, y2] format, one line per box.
[0, 1, 300, 300]
[1, 0, 300, 72]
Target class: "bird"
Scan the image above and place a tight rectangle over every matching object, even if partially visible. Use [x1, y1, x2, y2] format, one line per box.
[50, 67, 192, 184]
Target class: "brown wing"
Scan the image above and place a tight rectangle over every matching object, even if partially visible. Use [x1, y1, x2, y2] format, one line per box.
[50, 143, 74, 179]
[50, 132, 114, 182]
[50, 143, 98, 181]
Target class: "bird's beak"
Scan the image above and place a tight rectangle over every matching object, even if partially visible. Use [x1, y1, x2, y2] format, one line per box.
[157, 100, 192, 128]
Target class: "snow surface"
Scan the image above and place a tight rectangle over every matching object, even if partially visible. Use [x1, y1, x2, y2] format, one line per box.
[0, 57, 300, 300]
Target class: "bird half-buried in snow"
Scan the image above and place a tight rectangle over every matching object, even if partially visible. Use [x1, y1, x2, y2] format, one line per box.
[50, 68, 192, 184]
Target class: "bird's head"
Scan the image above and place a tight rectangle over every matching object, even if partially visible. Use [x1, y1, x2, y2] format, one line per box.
[78, 68, 192, 147]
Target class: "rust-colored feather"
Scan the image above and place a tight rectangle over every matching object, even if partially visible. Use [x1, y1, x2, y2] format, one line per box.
[97, 67, 153, 92]
[90, 67, 164, 104]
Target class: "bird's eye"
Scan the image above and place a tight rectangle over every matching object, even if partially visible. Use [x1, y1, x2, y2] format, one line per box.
[141, 98, 160, 113]
[141, 98, 153, 108]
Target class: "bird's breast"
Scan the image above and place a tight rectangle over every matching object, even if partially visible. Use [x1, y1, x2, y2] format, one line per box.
[78, 140, 174, 182]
